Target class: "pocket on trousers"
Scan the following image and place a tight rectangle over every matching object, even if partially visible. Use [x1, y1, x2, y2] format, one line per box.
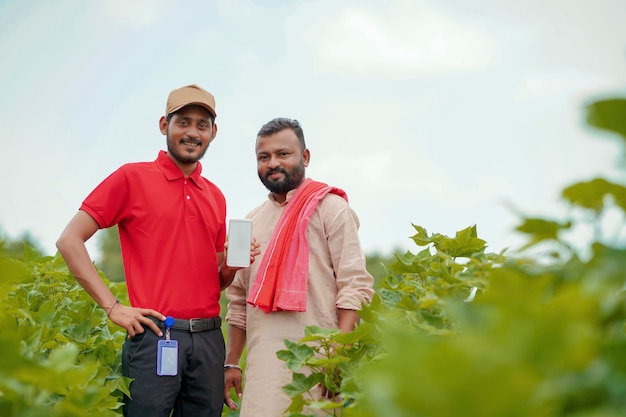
[122, 327, 153, 375]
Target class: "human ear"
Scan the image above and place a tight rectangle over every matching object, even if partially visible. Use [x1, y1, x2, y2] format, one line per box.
[159, 116, 168, 135]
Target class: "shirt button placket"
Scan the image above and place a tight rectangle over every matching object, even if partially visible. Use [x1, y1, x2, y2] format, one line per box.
[183, 180, 191, 217]
[184, 180, 190, 200]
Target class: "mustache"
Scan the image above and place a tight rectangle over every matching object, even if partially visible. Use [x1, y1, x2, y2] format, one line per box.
[180, 137, 201, 145]
[266, 168, 287, 177]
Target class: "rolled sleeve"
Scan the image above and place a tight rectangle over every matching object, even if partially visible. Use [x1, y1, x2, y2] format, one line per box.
[225, 269, 248, 330]
[327, 203, 375, 310]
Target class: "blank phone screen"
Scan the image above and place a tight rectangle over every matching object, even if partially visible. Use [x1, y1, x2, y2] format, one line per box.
[227, 219, 252, 267]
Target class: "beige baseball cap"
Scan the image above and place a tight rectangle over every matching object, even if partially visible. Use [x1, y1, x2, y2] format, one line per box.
[165, 84, 216, 118]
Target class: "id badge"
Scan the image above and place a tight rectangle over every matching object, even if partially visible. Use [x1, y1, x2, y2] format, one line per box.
[157, 339, 178, 376]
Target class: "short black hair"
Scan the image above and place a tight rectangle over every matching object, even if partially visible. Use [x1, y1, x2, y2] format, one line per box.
[257, 117, 306, 149]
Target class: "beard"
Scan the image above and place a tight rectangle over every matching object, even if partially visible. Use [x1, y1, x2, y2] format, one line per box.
[166, 132, 209, 164]
[259, 161, 306, 194]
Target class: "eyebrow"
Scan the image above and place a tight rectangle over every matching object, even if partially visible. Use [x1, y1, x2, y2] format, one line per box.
[177, 115, 211, 123]
[257, 147, 291, 154]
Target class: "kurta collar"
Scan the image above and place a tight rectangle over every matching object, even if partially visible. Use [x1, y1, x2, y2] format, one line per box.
[267, 177, 308, 206]
[155, 150, 204, 188]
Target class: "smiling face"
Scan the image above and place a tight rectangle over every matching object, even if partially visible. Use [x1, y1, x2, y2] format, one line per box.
[159, 105, 217, 176]
[256, 128, 310, 203]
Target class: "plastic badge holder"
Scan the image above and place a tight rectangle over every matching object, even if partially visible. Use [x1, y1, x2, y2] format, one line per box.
[157, 316, 178, 376]
[157, 340, 178, 376]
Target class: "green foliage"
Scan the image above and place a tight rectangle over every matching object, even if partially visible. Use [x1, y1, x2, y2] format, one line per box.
[277, 223, 505, 416]
[562, 178, 626, 213]
[0, 247, 130, 416]
[279, 209, 626, 416]
[98, 226, 125, 283]
[586, 98, 626, 141]
[0, 228, 45, 260]
[586, 97, 626, 169]
[382, 224, 504, 334]
[350, 240, 626, 417]
[364, 249, 398, 287]
[276, 95, 626, 417]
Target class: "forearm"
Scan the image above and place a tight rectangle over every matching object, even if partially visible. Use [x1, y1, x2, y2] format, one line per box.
[219, 265, 238, 290]
[338, 308, 361, 333]
[56, 212, 117, 311]
[225, 324, 247, 365]
[57, 236, 117, 311]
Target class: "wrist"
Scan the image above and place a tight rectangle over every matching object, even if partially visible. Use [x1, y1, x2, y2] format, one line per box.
[224, 363, 242, 372]
[219, 266, 237, 290]
[106, 300, 120, 317]
[220, 264, 235, 278]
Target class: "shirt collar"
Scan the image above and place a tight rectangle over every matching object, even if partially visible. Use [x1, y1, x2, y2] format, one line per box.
[155, 150, 204, 188]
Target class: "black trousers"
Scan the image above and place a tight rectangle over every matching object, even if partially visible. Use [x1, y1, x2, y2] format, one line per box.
[122, 325, 225, 417]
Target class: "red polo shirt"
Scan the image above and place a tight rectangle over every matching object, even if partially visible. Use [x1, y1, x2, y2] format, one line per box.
[81, 151, 226, 319]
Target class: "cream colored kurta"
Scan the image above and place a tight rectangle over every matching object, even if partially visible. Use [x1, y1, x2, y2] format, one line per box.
[225, 186, 374, 417]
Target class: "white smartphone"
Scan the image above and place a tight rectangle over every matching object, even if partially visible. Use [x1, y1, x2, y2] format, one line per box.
[226, 219, 253, 267]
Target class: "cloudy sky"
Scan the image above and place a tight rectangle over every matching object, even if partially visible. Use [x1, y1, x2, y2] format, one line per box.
[1, 0, 625, 260]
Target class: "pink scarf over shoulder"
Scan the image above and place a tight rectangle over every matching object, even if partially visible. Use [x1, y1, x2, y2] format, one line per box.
[246, 178, 348, 313]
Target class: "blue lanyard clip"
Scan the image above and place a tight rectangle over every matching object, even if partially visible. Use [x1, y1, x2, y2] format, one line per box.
[164, 316, 174, 340]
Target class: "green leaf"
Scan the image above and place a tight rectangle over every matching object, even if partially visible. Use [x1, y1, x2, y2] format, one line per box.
[334, 328, 362, 345]
[300, 325, 339, 342]
[389, 250, 427, 275]
[357, 295, 381, 324]
[277, 340, 314, 371]
[586, 98, 626, 140]
[410, 224, 432, 246]
[110, 376, 133, 397]
[561, 178, 625, 212]
[282, 372, 323, 396]
[45, 343, 79, 371]
[308, 398, 346, 409]
[22, 244, 43, 262]
[284, 393, 306, 414]
[515, 217, 571, 242]
[432, 225, 487, 258]
[307, 355, 350, 367]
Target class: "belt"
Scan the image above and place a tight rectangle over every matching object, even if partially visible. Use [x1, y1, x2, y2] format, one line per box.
[150, 316, 221, 332]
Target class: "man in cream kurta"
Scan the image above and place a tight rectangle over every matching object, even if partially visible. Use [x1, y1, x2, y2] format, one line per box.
[224, 118, 374, 416]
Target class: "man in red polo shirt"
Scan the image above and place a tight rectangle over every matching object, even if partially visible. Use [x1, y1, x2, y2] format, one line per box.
[56, 84, 259, 417]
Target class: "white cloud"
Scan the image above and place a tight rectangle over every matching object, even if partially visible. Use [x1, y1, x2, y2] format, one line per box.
[100, 0, 174, 28]
[510, 71, 621, 103]
[290, 1, 499, 77]
[216, 0, 264, 24]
